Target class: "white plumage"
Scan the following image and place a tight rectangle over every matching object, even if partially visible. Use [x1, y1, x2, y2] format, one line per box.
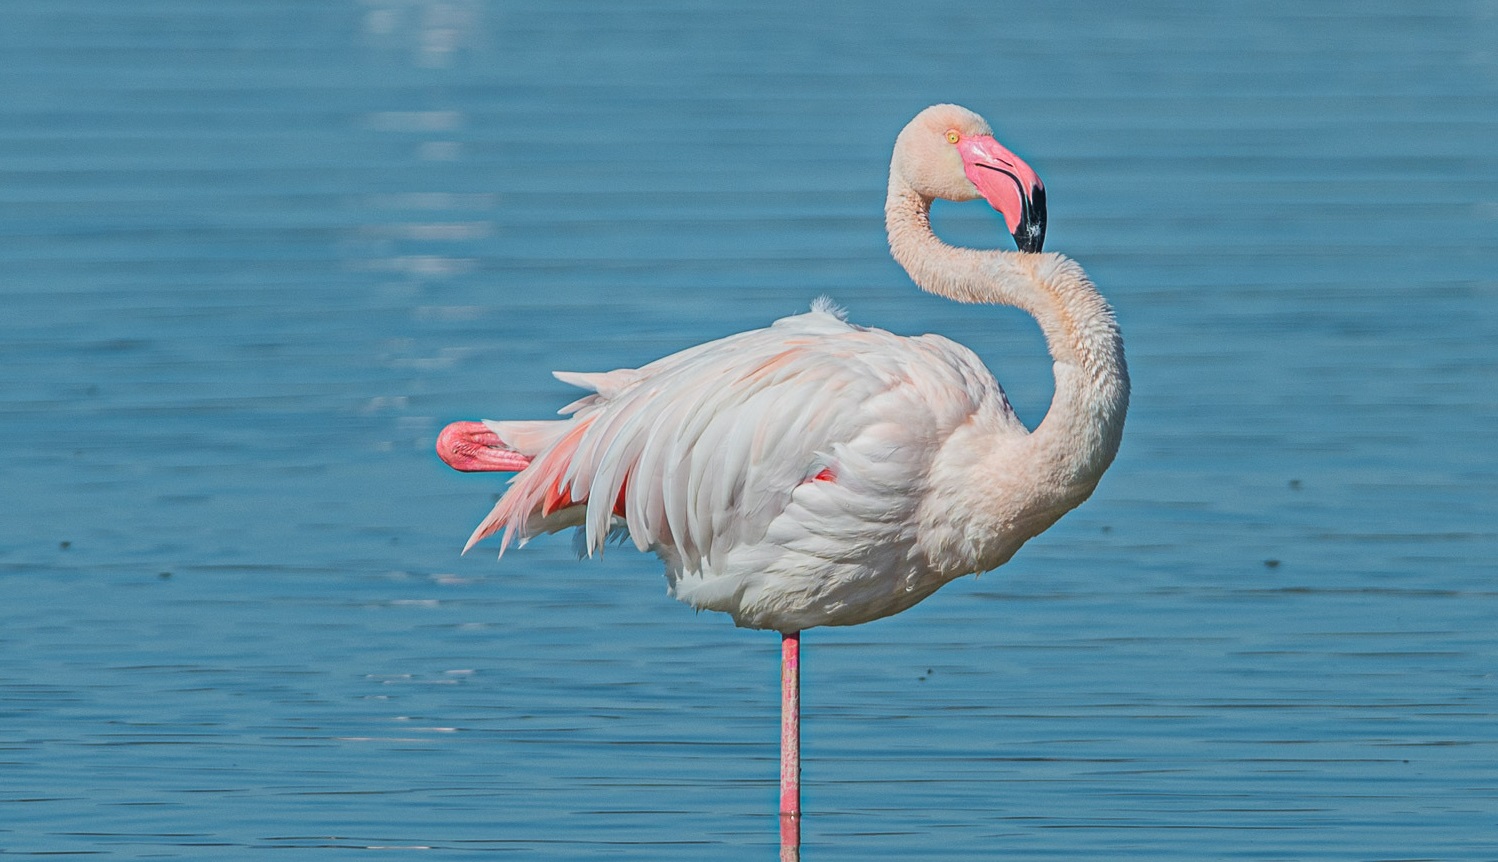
[466, 298, 1030, 630]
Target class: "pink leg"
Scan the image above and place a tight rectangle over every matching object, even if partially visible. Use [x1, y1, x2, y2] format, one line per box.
[780, 631, 801, 862]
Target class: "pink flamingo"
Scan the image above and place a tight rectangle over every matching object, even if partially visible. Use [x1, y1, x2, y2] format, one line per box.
[436, 104, 1128, 860]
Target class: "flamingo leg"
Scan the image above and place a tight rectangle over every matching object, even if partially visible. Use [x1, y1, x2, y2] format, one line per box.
[780, 631, 801, 861]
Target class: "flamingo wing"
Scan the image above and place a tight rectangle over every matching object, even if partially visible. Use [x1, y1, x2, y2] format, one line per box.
[466, 300, 1025, 628]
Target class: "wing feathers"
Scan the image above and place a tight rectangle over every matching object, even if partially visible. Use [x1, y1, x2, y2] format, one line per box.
[462, 307, 1019, 589]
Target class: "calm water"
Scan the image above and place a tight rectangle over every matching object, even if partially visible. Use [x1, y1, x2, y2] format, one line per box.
[3, 1, 1497, 859]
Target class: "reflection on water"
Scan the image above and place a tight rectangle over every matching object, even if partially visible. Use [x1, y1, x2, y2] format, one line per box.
[361, 0, 487, 68]
[1, 0, 1495, 859]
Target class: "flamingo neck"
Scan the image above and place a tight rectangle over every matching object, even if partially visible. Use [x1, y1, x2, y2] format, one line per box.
[885, 184, 1130, 493]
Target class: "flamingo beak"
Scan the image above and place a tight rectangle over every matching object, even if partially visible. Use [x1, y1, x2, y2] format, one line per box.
[955, 135, 1047, 253]
[436, 421, 531, 472]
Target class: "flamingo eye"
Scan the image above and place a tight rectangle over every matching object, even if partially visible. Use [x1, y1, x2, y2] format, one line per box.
[945, 130, 961, 144]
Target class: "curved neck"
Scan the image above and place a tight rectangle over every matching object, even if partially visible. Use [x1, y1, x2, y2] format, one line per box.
[885, 183, 1129, 488]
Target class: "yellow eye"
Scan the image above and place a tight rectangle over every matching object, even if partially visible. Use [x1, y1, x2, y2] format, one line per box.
[945, 130, 961, 144]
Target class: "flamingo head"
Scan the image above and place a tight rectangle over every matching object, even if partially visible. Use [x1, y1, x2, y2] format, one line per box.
[892, 104, 1047, 252]
[436, 421, 531, 472]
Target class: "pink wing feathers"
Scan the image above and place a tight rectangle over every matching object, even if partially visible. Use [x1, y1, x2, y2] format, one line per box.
[459, 301, 1024, 625]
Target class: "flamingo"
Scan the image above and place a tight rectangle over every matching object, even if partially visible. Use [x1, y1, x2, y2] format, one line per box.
[436, 104, 1128, 860]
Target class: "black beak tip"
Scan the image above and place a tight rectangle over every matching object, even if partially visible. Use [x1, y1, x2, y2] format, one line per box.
[1013, 185, 1047, 253]
[1014, 224, 1046, 253]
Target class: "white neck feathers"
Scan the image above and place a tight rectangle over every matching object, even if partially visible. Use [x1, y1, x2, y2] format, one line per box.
[885, 184, 1129, 490]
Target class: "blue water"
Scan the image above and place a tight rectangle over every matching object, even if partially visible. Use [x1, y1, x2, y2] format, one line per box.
[3, 1, 1497, 858]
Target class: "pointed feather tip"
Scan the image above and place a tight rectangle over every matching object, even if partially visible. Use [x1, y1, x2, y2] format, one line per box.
[810, 295, 847, 319]
[462, 519, 511, 557]
[552, 370, 596, 390]
[460, 530, 483, 555]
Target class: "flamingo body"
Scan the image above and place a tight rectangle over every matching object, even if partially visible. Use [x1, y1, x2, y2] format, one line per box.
[439, 104, 1127, 634]
[456, 297, 1054, 631]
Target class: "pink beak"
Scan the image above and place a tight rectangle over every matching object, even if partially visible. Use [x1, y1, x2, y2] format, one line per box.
[436, 421, 532, 472]
[955, 135, 1047, 252]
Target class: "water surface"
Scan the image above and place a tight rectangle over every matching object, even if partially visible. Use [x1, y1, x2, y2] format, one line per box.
[2, 1, 1496, 858]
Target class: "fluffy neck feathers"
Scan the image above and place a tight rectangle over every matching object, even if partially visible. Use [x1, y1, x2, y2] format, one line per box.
[885, 183, 1129, 492]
